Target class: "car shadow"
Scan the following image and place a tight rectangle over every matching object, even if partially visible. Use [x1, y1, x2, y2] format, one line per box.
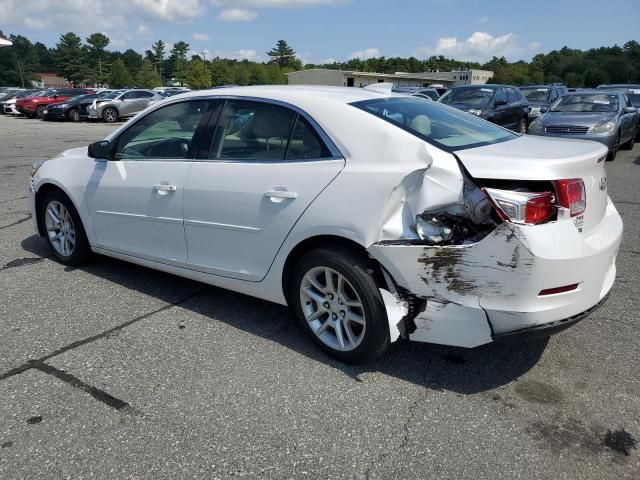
[20, 234, 548, 395]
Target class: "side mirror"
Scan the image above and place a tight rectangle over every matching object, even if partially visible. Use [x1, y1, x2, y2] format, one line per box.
[623, 106, 637, 114]
[52, 94, 59, 99]
[88, 140, 112, 159]
[494, 97, 507, 106]
[540, 107, 548, 113]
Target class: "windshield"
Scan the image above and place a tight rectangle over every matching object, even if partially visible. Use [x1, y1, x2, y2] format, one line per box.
[550, 94, 619, 113]
[439, 87, 495, 106]
[520, 87, 550, 103]
[40, 89, 57, 97]
[102, 90, 123, 99]
[353, 96, 516, 151]
[72, 94, 94, 103]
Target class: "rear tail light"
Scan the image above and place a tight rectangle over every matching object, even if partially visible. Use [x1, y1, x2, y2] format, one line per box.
[485, 188, 555, 225]
[555, 179, 586, 217]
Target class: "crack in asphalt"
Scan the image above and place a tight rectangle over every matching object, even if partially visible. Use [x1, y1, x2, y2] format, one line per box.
[0, 287, 211, 410]
[0, 196, 28, 205]
[0, 215, 31, 230]
[363, 358, 433, 479]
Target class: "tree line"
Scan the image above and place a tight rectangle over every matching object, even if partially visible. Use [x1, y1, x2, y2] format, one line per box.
[0, 33, 300, 89]
[0, 30, 638, 89]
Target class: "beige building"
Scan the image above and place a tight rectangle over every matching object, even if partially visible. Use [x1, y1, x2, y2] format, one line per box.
[287, 68, 493, 88]
[0, 35, 12, 47]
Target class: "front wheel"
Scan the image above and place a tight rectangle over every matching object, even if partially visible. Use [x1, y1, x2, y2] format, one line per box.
[35, 105, 46, 119]
[102, 107, 118, 123]
[41, 191, 91, 266]
[518, 118, 528, 135]
[68, 108, 80, 122]
[621, 127, 636, 150]
[291, 248, 390, 363]
[607, 132, 621, 161]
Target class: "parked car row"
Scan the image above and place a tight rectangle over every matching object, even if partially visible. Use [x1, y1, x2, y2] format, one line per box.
[436, 83, 639, 161]
[0, 88, 165, 123]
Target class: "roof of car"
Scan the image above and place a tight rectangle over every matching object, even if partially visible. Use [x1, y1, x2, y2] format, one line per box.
[180, 85, 391, 105]
[449, 84, 514, 89]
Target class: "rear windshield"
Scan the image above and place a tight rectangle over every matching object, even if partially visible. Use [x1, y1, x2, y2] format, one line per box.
[352, 96, 516, 151]
[550, 94, 619, 113]
[439, 87, 495, 106]
[520, 87, 550, 103]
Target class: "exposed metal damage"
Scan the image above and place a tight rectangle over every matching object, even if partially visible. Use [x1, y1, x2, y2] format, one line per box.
[370, 157, 543, 347]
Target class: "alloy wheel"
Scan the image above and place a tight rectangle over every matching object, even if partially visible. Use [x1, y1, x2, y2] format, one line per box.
[299, 267, 366, 352]
[519, 119, 527, 135]
[103, 108, 117, 123]
[69, 109, 79, 122]
[44, 200, 76, 257]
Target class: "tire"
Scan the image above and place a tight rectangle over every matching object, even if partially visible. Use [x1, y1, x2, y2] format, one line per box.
[621, 127, 636, 150]
[40, 190, 91, 266]
[35, 105, 46, 119]
[291, 247, 390, 363]
[68, 108, 80, 122]
[102, 107, 118, 123]
[607, 132, 621, 161]
[518, 117, 528, 135]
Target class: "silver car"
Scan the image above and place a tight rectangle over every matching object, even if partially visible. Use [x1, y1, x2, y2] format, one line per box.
[88, 89, 163, 123]
[528, 91, 638, 161]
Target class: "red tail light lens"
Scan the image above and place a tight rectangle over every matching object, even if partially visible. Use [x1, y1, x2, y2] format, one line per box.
[485, 188, 555, 225]
[555, 179, 586, 217]
[524, 193, 555, 224]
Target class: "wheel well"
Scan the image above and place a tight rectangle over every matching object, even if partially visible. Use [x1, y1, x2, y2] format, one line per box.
[281, 235, 385, 304]
[34, 184, 67, 236]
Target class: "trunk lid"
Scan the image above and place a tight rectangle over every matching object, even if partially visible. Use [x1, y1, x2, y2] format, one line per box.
[455, 135, 609, 235]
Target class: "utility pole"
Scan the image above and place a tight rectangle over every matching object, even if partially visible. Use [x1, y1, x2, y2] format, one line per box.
[16, 60, 25, 87]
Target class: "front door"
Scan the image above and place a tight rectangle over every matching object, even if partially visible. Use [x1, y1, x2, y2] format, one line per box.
[85, 99, 215, 266]
[183, 99, 344, 281]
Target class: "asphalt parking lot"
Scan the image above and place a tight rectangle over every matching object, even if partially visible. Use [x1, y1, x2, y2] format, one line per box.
[0, 114, 638, 479]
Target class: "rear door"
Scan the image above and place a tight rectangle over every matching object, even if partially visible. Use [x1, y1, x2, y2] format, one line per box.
[505, 87, 521, 129]
[492, 88, 511, 128]
[183, 99, 345, 281]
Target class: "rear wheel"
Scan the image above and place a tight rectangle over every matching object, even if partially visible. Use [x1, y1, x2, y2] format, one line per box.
[40, 191, 91, 266]
[607, 132, 621, 161]
[291, 248, 390, 363]
[35, 105, 46, 119]
[518, 118, 528, 135]
[68, 108, 80, 122]
[102, 107, 118, 123]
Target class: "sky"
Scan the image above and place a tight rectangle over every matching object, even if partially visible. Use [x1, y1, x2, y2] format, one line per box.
[0, 0, 638, 64]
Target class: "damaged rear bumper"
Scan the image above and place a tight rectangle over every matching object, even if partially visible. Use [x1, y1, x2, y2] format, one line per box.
[368, 199, 622, 348]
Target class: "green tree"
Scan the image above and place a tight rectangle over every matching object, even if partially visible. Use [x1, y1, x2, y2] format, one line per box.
[186, 59, 211, 89]
[168, 41, 190, 85]
[86, 33, 110, 86]
[108, 58, 132, 88]
[119, 49, 143, 77]
[135, 59, 162, 88]
[267, 40, 298, 69]
[150, 40, 166, 82]
[54, 32, 86, 85]
[210, 59, 235, 86]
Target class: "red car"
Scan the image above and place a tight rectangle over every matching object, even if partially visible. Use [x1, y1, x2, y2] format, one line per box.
[16, 87, 94, 119]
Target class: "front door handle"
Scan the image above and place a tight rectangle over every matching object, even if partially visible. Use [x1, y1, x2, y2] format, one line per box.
[154, 184, 177, 192]
[264, 190, 297, 202]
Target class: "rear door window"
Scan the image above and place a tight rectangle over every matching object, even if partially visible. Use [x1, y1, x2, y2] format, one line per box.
[286, 116, 331, 160]
[211, 101, 297, 160]
[506, 88, 519, 104]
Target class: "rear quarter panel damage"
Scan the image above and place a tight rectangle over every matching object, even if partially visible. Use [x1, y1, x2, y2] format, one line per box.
[369, 223, 537, 348]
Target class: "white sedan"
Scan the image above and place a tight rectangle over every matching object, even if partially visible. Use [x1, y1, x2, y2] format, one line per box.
[29, 86, 623, 363]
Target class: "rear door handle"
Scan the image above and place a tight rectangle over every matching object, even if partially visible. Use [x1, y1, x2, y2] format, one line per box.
[264, 190, 297, 202]
[154, 184, 177, 192]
